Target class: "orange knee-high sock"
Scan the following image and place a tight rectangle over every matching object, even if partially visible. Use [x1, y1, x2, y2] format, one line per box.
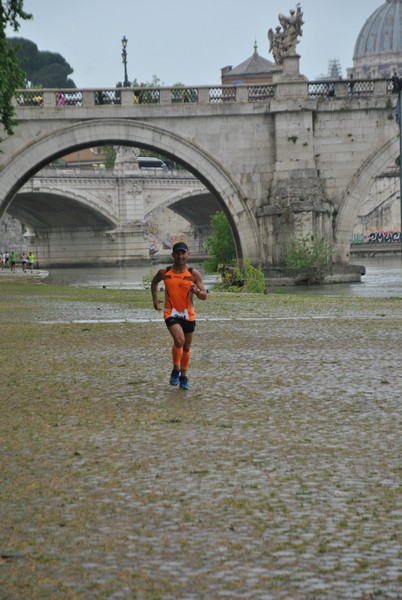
[180, 349, 191, 372]
[172, 345, 183, 369]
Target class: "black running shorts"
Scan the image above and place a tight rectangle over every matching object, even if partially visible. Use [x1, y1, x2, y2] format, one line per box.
[165, 317, 196, 334]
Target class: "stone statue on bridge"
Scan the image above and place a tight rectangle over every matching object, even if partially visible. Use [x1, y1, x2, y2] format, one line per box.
[268, 4, 304, 65]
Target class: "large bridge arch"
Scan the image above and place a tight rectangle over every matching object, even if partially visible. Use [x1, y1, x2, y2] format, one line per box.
[334, 135, 400, 261]
[1, 118, 260, 262]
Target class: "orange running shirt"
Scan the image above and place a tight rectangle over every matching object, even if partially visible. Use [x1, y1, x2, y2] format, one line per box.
[163, 267, 195, 321]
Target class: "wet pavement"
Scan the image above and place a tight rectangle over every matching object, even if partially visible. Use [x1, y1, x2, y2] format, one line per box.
[0, 283, 401, 599]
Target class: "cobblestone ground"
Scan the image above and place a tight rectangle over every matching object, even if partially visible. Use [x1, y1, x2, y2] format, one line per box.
[0, 281, 401, 599]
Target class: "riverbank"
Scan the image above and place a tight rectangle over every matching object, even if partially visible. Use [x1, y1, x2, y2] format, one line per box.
[350, 242, 402, 257]
[0, 268, 49, 280]
[1, 280, 401, 599]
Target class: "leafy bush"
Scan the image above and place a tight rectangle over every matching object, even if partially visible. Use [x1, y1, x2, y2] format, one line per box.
[216, 260, 265, 294]
[219, 262, 244, 292]
[283, 234, 333, 284]
[204, 211, 264, 292]
[243, 260, 265, 293]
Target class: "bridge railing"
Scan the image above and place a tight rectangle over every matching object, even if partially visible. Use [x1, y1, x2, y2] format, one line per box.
[14, 79, 394, 109]
[32, 166, 198, 180]
[13, 84, 276, 108]
[307, 78, 394, 99]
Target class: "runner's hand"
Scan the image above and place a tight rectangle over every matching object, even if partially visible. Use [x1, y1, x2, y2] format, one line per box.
[154, 299, 163, 310]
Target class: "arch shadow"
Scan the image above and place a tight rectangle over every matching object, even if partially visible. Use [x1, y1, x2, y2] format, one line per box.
[14, 187, 116, 229]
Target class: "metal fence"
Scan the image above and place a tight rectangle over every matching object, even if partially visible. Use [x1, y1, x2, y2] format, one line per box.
[248, 85, 275, 102]
[17, 91, 44, 107]
[94, 90, 121, 105]
[208, 87, 237, 103]
[307, 79, 384, 99]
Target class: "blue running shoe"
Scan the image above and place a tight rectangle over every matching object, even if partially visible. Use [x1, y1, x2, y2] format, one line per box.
[179, 375, 190, 390]
[170, 369, 180, 386]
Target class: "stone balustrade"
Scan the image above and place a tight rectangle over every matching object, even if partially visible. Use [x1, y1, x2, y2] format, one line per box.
[13, 78, 394, 109]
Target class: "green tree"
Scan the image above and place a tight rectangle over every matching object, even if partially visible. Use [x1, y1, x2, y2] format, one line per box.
[116, 75, 163, 89]
[7, 38, 76, 87]
[103, 146, 116, 170]
[204, 211, 236, 272]
[0, 0, 32, 140]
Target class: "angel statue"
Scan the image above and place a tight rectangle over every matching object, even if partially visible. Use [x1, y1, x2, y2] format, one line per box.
[268, 4, 304, 65]
[268, 26, 285, 65]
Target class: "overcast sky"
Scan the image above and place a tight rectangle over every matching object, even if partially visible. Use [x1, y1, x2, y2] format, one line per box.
[7, 0, 382, 88]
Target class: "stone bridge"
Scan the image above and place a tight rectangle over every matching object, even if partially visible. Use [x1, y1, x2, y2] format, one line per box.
[0, 56, 399, 272]
[16, 162, 218, 266]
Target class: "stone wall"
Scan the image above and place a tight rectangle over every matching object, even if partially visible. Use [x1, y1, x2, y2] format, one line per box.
[0, 214, 27, 252]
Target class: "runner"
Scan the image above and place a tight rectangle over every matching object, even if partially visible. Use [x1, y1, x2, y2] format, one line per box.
[151, 242, 206, 390]
[9, 251, 17, 273]
[20, 251, 28, 272]
[28, 252, 35, 273]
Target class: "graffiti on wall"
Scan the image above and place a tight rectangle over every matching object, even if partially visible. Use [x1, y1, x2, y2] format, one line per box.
[352, 231, 402, 244]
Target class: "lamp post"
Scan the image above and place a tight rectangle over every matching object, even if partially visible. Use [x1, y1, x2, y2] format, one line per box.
[397, 78, 402, 254]
[399, 84, 402, 254]
[121, 36, 129, 87]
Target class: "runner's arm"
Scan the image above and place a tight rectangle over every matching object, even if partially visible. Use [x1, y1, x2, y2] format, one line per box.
[151, 269, 165, 310]
[191, 270, 207, 301]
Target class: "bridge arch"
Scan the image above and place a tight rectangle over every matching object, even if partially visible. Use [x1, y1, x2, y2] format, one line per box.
[1, 118, 260, 261]
[143, 185, 210, 218]
[14, 185, 117, 229]
[334, 135, 400, 261]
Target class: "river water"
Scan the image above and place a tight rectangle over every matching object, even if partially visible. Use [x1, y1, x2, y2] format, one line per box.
[45, 256, 402, 297]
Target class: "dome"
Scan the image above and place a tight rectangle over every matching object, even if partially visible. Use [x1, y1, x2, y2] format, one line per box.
[353, 0, 402, 78]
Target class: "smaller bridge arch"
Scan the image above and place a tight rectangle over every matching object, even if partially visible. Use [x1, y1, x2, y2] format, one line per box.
[15, 183, 117, 230]
[144, 186, 220, 253]
[144, 185, 219, 226]
[334, 135, 400, 261]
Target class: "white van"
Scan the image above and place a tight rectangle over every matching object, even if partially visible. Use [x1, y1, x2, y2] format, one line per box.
[138, 157, 168, 170]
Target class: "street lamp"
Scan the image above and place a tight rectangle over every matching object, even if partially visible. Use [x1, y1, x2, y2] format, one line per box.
[396, 77, 402, 253]
[121, 36, 129, 87]
[399, 83, 402, 254]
